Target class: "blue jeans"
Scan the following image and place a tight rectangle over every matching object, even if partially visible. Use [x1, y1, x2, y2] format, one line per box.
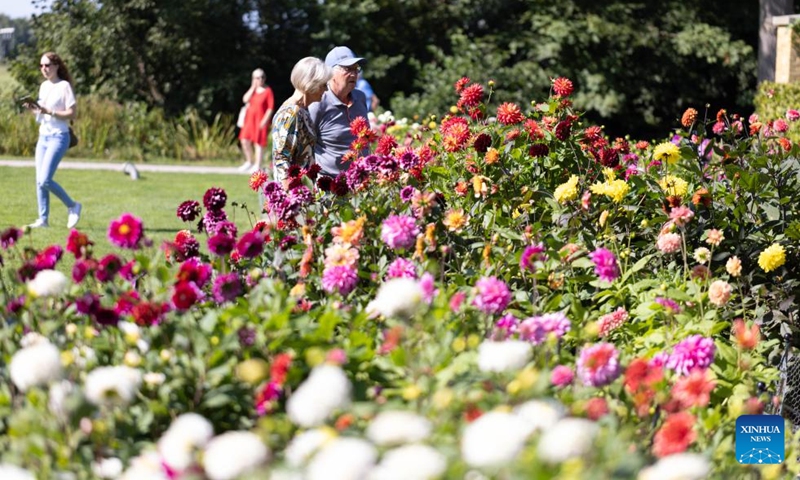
[35, 132, 75, 223]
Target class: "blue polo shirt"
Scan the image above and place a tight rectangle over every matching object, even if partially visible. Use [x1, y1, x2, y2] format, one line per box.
[308, 88, 370, 177]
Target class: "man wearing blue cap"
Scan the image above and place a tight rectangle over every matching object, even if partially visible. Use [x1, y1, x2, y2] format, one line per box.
[309, 46, 370, 178]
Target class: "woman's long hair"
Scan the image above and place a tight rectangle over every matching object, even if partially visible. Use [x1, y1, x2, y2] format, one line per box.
[42, 52, 73, 85]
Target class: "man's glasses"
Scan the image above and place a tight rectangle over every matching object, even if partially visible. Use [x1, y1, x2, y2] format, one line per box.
[337, 64, 361, 74]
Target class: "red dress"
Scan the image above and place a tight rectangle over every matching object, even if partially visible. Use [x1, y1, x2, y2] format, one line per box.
[239, 86, 275, 146]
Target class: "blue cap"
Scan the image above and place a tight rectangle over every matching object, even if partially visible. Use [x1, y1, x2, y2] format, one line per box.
[325, 46, 364, 68]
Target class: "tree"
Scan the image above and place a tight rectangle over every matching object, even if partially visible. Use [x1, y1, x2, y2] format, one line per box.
[392, 0, 760, 139]
[12, 0, 256, 116]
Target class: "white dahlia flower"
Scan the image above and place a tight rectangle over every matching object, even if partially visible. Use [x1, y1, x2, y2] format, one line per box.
[48, 380, 75, 419]
[461, 411, 534, 467]
[119, 450, 169, 480]
[10, 340, 63, 391]
[91, 457, 123, 479]
[638, 453, 710, 480]
[366, 411, 432, 446]
[27, 269, 68, 297]
[158, 413, 214, 472]
[368, 444, 447, 480]
[285, 428, 336, 467]
[477, 340, 531, 373]
[84, 366, 142, 406]
[366, 278, 424, 319]
[0, 464, 35, 480]
[286, 365, 351, 427]
[514, 399, 566, 433]
[306, 437, 377, 480]
[203, 431, 270, 480]
[537, 418, 598, 463]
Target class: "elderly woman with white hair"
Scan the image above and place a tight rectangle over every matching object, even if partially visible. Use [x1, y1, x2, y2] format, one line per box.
[271, 57, 332, 185]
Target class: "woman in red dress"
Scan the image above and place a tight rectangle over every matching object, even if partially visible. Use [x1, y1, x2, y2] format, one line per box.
[237, 68, 275, 174]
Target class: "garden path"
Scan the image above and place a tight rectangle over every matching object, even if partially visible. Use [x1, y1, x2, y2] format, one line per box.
[0, 159, 244, 175]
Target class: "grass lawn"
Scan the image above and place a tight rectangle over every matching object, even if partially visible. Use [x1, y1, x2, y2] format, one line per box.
[1, 166, 260, 267]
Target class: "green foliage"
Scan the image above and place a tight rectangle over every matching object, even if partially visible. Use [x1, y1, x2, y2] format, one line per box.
[7, 0, 765, 140]
[393, 0, 758, 139]
[755, 81, 800, 141]
[0, 90, 241, 161]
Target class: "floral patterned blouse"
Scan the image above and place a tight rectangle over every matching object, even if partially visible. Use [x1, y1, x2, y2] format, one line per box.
[271, 101, 316, 183]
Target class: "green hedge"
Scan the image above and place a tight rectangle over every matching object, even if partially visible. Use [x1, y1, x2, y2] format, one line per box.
[0, 91, 241, 162]
[754, 81, 800, 142]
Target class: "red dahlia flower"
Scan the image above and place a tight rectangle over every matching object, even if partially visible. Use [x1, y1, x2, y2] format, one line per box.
[552, 77, 574, 97]
[454, 76, 470, 93]
[496, 102, 524, 125]
[458, 84, 484, 109]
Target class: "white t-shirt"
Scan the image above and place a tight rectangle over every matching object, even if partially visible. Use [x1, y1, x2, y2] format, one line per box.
[37, 79, 76, 135]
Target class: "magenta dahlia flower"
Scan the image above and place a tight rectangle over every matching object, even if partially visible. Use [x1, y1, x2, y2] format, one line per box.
[108, 213, 144, 249]
[236, 231, 265, 259]
[492, 313, 519, 340]
[577, 342, 621, 387]
[472, 276, 511, 315]
[589, 247, 619, 282]
[520, 243, 546, 272]
[176, 200, 201, 222]
[203, 187, 227, 211]
[213, 273, 243, 303]
[177, 258, 213, 288]
[322, 264, 358, 296]
[207, 233, 236, 257]
[666, 335, 715, 376]
[172, 281, 203, 311]
[380, 214, 419, 250]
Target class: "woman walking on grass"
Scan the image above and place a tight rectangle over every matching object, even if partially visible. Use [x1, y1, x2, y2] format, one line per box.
[22, 52, 81, 229]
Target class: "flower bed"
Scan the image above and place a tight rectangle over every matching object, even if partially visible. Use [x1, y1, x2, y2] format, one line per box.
[2, 77, 800, 479]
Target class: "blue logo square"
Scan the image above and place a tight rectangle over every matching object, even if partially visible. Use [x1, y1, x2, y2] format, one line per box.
[736, 415, 784, 464]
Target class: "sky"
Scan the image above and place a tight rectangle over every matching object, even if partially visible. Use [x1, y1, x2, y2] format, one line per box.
[0, 0, 51, 19]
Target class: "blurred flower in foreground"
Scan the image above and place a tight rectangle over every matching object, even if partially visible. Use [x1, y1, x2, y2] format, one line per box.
[202, 431, 270, 480]
[27, 269, 67, 297]
[10, 338, 62, 391]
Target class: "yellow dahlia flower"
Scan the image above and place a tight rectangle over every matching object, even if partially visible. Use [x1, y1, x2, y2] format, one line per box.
[590, 179, 630, 203]
[653, 142, 680, 164]
[658, 175, 689, 197]
[554, 175, 579, 203]
[758, 244, 786, 273]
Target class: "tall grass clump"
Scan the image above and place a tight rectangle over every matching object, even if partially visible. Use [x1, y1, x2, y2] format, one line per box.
[0, 90, 241, 162]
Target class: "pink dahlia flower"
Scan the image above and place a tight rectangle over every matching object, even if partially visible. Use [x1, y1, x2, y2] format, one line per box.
[380, 215, 419, 250]
[386, 257, 417, 279]
[519, 312, 571, 344]
[577, 342, 621, 387]
[322, 264, 358, 296]
[108, 213, 144, 249]
[472, 276, 511, 315]
[666, 335, 715, 376]
[589, 247, 620, 282]
[551, 365, 574, 387]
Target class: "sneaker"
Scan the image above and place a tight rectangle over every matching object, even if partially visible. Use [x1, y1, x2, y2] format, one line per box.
[247, 165, 260, 175]
[67, 202, 82, 229]
[237, 162, 253, 172]
[28, 219, 49, 228]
